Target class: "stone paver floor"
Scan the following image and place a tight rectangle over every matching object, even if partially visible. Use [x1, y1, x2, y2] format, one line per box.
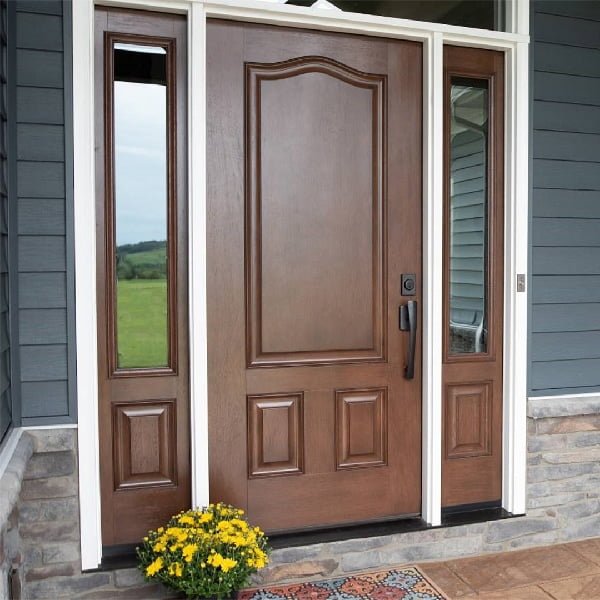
[418, 538, 600, 599]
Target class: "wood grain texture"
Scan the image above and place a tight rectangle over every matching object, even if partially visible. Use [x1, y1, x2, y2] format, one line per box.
[245, 57, 386, 367]
[95, 7, 190, 547]
[445, 381, 491, 459]
[113, 400, 177, 490]
[336, 387, 387, 470]
[207, 20, 422, 532]
[247, 393, 304, 478]
[442, 45, 504, 507]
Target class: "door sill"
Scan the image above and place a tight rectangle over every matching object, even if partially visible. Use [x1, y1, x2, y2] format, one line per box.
[88, 506, 520, 571]
[269, 505, 517, 549]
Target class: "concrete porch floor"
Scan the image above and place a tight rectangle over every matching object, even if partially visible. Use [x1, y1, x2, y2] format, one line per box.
[418, 538, 600, 599]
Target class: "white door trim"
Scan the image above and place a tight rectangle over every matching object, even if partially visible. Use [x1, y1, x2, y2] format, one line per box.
[73, 0, 530, 569]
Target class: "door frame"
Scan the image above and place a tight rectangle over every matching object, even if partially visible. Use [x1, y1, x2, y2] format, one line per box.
[73, 0, 530, 570]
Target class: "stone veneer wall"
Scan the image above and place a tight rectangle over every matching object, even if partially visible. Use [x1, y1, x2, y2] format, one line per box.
[0, 432, 33, 600]
[0, 402, 598, 597]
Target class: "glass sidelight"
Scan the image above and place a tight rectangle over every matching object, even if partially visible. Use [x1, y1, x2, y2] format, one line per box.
[109, 40, 176, 372]
[448, 78, 489, 355]
[442, 45, 504, 509]
[96, 8, 189, 547]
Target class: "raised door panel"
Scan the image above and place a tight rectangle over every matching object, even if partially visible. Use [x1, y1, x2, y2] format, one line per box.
[248, 393, 304, 477]
[445, 382, 491, 459]
[113, 400, 177, 490]
[336, 388, 387, 470]
[246, 58, 386, 367]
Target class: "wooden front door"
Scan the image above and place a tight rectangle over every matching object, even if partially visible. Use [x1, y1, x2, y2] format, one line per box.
[95, 8, 190, 547]
[207, 21, 423, 532]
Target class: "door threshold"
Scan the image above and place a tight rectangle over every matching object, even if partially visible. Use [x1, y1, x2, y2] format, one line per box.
[270, 505, 517, 549]
[88, 506, 520, 571]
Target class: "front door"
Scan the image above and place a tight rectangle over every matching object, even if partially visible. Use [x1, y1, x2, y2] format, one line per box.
[207, 21, 423, 532]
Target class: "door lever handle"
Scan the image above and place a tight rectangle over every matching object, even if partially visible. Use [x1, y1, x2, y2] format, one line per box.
[399, 300, 417, 380]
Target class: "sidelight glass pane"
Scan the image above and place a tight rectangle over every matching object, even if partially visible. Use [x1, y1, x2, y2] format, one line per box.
[113, 43, 169, 369]
[448, 78, 489, 354]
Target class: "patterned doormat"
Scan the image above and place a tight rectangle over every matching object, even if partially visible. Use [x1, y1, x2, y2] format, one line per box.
[238, 566, 448, 599]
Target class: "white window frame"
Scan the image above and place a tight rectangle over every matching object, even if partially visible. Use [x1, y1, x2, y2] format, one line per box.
[72, 0, 530, 570]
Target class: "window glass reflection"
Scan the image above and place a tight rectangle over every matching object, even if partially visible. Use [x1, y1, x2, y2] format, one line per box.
[113, 43, 169, 369]
[449, 78, 489, 354]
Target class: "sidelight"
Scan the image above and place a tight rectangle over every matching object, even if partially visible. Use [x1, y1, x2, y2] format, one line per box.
[442, 45, 504, 508]
[447, 78, 489, 355]
[112, 42, 171, 370]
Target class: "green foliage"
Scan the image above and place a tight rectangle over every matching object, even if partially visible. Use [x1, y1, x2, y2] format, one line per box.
[137, 504, 270, 599]
[116, 240, 167, 280]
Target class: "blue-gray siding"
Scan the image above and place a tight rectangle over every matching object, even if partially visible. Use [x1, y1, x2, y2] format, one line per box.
[16, 0, 74, 423]
[0, 0, 12, 440]
[530, 1, 600, 395]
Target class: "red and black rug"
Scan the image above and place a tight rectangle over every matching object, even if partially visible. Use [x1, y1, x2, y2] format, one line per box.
[239, 566, 448, 599]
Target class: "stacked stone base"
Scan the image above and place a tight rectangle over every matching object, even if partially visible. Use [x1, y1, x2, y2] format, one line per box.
[0, 398, 598, 597]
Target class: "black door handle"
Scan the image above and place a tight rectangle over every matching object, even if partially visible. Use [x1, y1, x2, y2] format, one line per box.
[399, 300, 417, 379]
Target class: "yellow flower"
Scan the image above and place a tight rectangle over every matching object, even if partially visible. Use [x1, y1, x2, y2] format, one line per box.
[199, 512, 213, 523]
[153, 542, 166, 553]
[182, 543, 198, 563]
[221, 557, 238, 573]
[178, 515, 195, 526]
[206, 553, 238, 573]
[230, 518, 248, 530]
[207, 552, 224, 568]
[146, 557, 163, 576]
[168, 562, 183, 577]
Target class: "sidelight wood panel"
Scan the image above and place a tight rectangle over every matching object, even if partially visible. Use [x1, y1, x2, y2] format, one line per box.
[208, 20, 423, 533]
[445, 382, 491, 460]
[113, 400, 177, 490]
[442, 45, 504, 508]
[95, 8, 190, 547]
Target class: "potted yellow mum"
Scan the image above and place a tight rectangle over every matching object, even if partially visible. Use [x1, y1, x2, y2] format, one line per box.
[137, 503, 270, 599]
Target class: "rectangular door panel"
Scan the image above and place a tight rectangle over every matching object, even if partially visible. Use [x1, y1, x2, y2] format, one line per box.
[246, 57, 385, 366]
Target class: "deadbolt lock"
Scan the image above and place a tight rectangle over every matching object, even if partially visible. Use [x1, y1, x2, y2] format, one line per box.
[401, 273, 416, 296]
